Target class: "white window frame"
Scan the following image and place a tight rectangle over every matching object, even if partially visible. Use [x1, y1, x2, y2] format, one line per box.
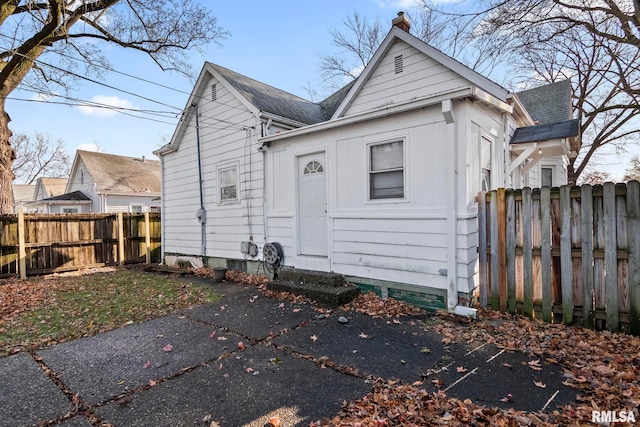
[481, 134, 493, 192]
[217, 161, 240, 205]
[367, 139, 406, 201]
[129, 204, 144, 213]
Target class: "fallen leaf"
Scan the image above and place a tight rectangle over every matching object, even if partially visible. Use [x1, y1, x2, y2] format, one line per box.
[202, 414, 211, 423]
[237, 341, 245, 350]
[420, 347, 432, 354]
[268, 416, 281, 427]
[278, 303, 285, 308]
[249, 295, 258, 303]
[149, 379, 157, 386]
[209, 331, 216, 338]
[217, 336, 227, 341]
[534, 381, 547, 388]
[501, 362, 512, 368]
[293, 308, 301, 313]
[527, 359, 542, 371]
[310, 335, 318, 342]
[359, 332, 369, 339]
[457, 366, 468, 373]
[500, 393, 512, 402]
[246, 367, 254, 373]
[210, 421, 221, 427]
[432, 378, 443, 387]
[143, 360, 152, 369]
[162, 344, 173, 352]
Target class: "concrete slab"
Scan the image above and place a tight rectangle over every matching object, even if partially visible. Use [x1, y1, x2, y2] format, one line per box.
[183, 293, 318, 341]
[38, 314, 245, 405]
[422, 340, 578, 412]
[97, 344, 370, 427]
[0, 353, 72, 427]
[273, 311, 443, 382]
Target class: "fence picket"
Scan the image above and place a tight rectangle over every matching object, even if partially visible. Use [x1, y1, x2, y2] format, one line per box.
[603, 183, 619, 331]
[581, 185, 595, 329]
[478, 192, 488, 307]
[490, 191, 500, 310]
[560, 186, 573, 324]
[541, 187, 553, 322]
[522, 187, 534, 319]
[506, 189, 516, 313]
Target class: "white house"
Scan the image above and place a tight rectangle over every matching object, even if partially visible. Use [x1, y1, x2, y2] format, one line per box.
[155, 13, 578, 311]
[26, 151, 161, 213]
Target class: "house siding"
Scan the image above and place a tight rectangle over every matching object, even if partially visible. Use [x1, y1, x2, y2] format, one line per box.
[343, 40, 470, 117]
[161, 73, 265, 261]
[104, 195, 160, 213]
[67, 159, 100, 211]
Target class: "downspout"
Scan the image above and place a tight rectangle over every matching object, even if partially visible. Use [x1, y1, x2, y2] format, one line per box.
[193, 103, 207, 258]
[160, 156, 166, 263]
[442, 99, 477, 319]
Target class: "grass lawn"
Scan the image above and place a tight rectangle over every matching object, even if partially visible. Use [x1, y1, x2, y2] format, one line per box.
[0, 267, 217, 356]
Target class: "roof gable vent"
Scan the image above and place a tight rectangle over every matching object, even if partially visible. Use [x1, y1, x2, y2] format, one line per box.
[211, 83, 217, 101]
[394, 55, 404, 74]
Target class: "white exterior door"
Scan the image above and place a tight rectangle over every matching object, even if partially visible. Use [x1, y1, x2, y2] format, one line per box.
[298, 153, 327, 256]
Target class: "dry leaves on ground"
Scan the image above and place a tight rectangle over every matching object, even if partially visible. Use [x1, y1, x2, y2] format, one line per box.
[342, 291, 427, 318]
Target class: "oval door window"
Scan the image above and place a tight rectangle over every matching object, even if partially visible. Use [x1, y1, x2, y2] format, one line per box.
[303, 161, 324, 174]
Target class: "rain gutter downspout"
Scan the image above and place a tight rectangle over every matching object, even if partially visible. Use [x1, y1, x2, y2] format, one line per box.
[193, 103, 206, 257]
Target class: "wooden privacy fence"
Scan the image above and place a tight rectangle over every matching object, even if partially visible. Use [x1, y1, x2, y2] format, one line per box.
[0, 212, 161, 278]
[478, 182, 640, 335]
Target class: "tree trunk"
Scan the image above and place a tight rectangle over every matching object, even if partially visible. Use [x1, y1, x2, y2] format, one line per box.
[0, 99, 15, 214]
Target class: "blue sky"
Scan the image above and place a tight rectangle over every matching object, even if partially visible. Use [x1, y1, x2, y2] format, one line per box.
[7, 0, 421, 168]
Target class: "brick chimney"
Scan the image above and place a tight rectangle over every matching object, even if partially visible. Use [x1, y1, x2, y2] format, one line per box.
[392, 11, 411, 32]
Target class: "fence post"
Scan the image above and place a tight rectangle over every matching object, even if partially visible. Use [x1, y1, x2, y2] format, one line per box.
[627, 181, 640, 335]
[118, 212, 125, 266]
[145, 212, 151, 264]
[17, 208, 26, 279]
[489, 191, 500, 310]
[506, 189, 516, 313]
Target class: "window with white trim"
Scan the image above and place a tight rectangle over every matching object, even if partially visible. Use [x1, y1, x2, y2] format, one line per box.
[62, 207, 79, 214]
[541, 167, 553, 188]
[481, 135, 492, 192]
[218, 164, 239, 203]
[130, 205, 143, 213]
[369, 140, 404, 200]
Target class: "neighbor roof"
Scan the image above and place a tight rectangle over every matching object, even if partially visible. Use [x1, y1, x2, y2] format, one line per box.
[37, 177, 68, 198]
[42, 190, 92, 202]
[511, 118, 580, 144]
[12, 184, 35, 202]
[76, 151, 161, 193]
[517, 80, 573, 124]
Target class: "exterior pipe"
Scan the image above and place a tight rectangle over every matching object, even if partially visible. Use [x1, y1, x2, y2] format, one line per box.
[193, 103, 206, 258]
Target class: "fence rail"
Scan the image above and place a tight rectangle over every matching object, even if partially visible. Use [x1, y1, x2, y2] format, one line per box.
[0, 211, 161, 278]
[478, 182, 640, 335]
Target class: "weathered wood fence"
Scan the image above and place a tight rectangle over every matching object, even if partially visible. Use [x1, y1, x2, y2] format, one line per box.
[478, 182, 640, 334]
[0, 211, 161, 278]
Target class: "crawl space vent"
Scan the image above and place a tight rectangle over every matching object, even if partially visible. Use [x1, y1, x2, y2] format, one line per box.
[394, 55, 404, 74]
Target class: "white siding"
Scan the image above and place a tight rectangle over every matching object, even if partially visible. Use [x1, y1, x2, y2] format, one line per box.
[67, 159, 100, 211]
[344, 40, 470, 117]
[161, 73, 265, 261]
[104, 195, 160, 213]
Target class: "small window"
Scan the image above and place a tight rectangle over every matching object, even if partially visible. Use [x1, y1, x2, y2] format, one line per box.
[211, 84, 217, 101]
[481, 135, 492, 191]
[218, 164, 238, 202]
[62, 207, 78, 214]
[541, 167, 553, 187]
[369, 141, 404, 199]
[394, 55, 403, 74]
[80, 169, 84, 185]
[130, 205, 143, 213]
[304, 161, 324, 174]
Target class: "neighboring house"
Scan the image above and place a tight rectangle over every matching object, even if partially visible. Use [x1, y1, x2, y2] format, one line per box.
[11, 184, 35, 213]
[155, 13, 579, 312]
[25, 151, 161, 213]
[33, 177, 68, 200]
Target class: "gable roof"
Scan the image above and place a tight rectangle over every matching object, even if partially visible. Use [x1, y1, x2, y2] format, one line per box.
[74, 151, 161, 194]
[36, 177, 68, 198]
[209, 63, 329, 125]
[333, 27, 510, 119]
[516, 80, 573, 124]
